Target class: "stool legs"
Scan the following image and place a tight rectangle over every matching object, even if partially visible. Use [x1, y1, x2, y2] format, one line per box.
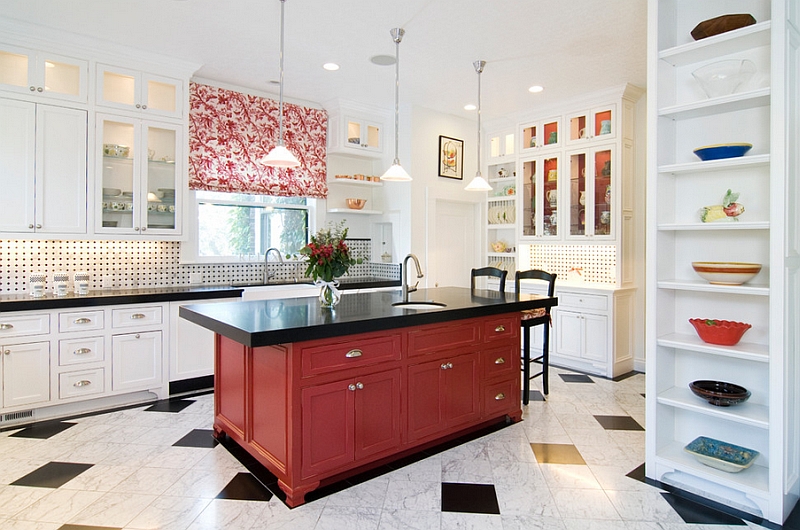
[542, 323, 550, 395]
[522, 325, 530, 405]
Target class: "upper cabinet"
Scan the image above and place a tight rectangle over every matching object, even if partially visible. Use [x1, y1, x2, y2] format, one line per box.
[565, 105, 615, 145]
[96, 64, 184, 120]
[520, 116, 560, 153]
[486, 129, 515, 164]
[326, 101, 389, 159]
[0, 45, 88, 104]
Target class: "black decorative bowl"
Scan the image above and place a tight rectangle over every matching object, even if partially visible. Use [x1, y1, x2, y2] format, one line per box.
[689, 380, 751, 407]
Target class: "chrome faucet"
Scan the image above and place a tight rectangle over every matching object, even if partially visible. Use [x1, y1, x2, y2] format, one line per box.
[264, 247, 283, 284]
[402, 253, 424, 302]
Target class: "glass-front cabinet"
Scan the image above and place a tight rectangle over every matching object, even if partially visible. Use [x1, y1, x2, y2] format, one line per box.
[486, 160, 517, 277]
[345, 118, 382, 154]
[487, 129, 515, 164]
[97, 64, 183, 119]
[520, 116, 560, 153]
[565, 105, 615, 144]
[97, 114, 182, 236]
[520, 155, 559, 239]
[566, 146, 613, 238]
[0, 45, 87, 103]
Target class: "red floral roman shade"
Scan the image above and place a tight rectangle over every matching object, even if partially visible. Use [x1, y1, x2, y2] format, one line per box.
[188, 82, 328, 198]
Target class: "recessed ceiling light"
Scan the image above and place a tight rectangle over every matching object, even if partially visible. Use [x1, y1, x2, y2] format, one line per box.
[528, 85, 544, 93]
[323, 63, 340, 71]
[464, 104, 476, 111]
[370, 54, 396, 66]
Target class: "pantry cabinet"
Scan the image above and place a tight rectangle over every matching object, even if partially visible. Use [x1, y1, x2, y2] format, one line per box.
[0, 44, 88, 104]
[0, 99, 87, 235]
[96, 64, 184, 119]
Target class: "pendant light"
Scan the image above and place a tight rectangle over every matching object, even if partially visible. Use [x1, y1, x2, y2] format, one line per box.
[381, 28, 412, 181]
[262, 0, 301, 168]
[464, 60, 493, 191]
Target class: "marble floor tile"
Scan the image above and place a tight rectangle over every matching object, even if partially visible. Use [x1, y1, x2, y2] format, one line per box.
[386, 455, 442, 483]
[172, 429, 218, 449]
[124, 495, 210, 530]
[60, 464, 137, 492]
[494, 482, 561, 517]
[66, 491, 157, 527]
[382, 480, 441, 512]
[441, 455, 494, 483]
[378, 508, 442, 530]
[11, 488, 103, 524]
[606, 489, 688, 523]
[0, 519, 61, 530]
[141, 446, 211, 469]
[163, 467, 241, 499]
[550, 489, 622, 520]
[594, 415, 645, 431]
[314, 506, 382, 530]
[324, 476, 388, 509]
[440, 511, 503, 530]
[184, 498, 267, 530]
[540, 463, 603, 490]
[8, 422, 76, 440]
[110, 466, 186, 495]
[0, 486, 53, 517]
[501, 514, 568, 530]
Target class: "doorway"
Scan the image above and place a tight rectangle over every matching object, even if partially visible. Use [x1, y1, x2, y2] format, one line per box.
[429, 199, 479, 288]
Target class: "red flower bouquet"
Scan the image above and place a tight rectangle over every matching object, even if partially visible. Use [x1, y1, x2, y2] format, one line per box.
[300, 221, 361, 306]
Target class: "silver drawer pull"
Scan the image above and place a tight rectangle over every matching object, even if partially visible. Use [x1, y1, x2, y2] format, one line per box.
[345, 349, 362, 358]
[74, 380, 92, 387]
[494, 357, 505, 365]
[495, 392, 506, 401]
[130, 313, 146, 320]
[74, 317, 93, 324]
[495, 325, 505, 332]
[74, 348, 92, 355]
[0, 323, 13, 330]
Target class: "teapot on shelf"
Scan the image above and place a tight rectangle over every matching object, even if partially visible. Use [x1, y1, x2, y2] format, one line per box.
[497, 168, 508, 178]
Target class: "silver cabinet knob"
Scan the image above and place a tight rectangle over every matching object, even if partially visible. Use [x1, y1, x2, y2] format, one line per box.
[30, 86, 36, 91]
[348, 384, 356, 391]
[134, 333, 140, 339]
[36, 224, 42, 229]
[3, 350, 10, 355]
[356, 382, 364, 390]
[141, 104, 147, 109]
[141, 227, 146, 231]
[37, 87, 43, 92]
[135, 103, 141, 109]
[28, 224, 34, 229]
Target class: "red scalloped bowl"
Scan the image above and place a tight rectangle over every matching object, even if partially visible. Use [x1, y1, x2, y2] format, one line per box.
[689, 319, 752, 346]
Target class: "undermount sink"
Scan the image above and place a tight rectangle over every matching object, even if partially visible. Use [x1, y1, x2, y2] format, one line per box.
[392, 301, 447, 310]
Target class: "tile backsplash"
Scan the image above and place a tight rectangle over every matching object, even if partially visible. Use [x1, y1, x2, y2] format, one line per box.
[0, 239, 399, 294]
[519, 244, 616, 284]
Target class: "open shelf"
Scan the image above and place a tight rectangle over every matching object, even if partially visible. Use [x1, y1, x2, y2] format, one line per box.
[657, 280, 769, 296]
[658, 222, 769, 231]
[657, 387, 768, 429]
[327, 178, 383, 187]
[658, 154, 771, 175]
[656, 442, 769, 496]
[326, 208, 382, 215]
[657, 333, 769, 363]
[658, 21, 772, 67]
[487, 223, 515, 229]
[658, 88, 771, 120]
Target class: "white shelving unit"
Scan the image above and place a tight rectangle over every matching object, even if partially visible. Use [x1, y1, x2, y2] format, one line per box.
[645, 1, 799, 524]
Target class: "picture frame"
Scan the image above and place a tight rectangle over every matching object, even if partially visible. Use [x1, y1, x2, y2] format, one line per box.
[438, 135, 464, 180]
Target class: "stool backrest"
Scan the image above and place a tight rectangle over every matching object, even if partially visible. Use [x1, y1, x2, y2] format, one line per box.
[471, 267, 508, 292]
[514, 269, 557, 301]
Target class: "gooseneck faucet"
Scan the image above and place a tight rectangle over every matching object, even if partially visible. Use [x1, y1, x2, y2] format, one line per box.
[402, 253, 423, 302]
[264, 247, 284, 284]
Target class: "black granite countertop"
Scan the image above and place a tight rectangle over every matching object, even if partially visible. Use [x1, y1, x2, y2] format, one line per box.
[234, 277, 401, 290]
[179, 286, 557, 347]
[0, 286, 244, 312]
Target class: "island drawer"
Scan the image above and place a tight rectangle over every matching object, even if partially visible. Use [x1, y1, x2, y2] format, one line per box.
[407, 319, 480, 357]
[482, 378, 517, 417]
[482, 315, 520, 343]
[300, 332, 402, 377]
[481, 346, 516, 379]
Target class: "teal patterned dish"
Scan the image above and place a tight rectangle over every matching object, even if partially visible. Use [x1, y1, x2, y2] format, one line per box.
[684, 436, 759, 473]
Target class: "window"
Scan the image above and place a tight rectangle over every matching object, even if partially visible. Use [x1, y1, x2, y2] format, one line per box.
[189, 191, 311, 261]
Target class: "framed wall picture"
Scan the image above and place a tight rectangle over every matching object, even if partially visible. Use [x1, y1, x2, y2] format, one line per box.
[438, 135, 464, 180]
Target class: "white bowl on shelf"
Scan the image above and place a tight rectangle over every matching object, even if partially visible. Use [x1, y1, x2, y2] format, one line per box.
[691, 59, 756, 99]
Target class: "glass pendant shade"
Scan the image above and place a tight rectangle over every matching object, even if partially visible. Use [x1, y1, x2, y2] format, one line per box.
[465, 60, 491, 191]
[465, 174, 492, 191]
[381, 27, 411, 182]
[263, 0, 301, 168]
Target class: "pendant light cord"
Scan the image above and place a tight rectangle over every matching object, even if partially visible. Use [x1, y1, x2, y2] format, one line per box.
[277, 0, 287, 147]
[391, 28, 404, 166]
[475, 60, 484, 178]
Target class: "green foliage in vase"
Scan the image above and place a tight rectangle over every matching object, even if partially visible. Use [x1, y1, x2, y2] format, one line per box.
[300, 220, 362, 282]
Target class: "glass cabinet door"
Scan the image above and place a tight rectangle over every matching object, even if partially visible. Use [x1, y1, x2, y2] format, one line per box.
[593, 148, 613, 236]
[521, 118, 560, 152]
[489, 131, 515, 161]
[568, 152, 587, 236]
[521, 159, 537, 237]
[566, 105, 615, 144]
[345, 118, 381, 152]
[99, 116, 138, 232]
[566, 147, 613, 238]
[144, 124, 179, 232]
[542, 156, 559, 237]
[98, 65, 182, 118]
[0, 47, 86, 102]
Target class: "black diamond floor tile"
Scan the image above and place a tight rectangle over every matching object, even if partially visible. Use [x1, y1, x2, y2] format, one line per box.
[559, 374, 594, 383]
[661, 492, 747, 525]
[12, 461, 94, 488]
[172, 429, 218, 448]
[10, 421, 76, 439]
[144, 399, 195, 413]
[611, 371, 639, 382]
[626, 463, 646, 483]
[594, 415, 644, 431]
[216, 472, 273, 501]
[785, 500, 800, 530]
[641, 393, 646, 398]
[441, 482, 500, 514]
[527, 390, 546, 402]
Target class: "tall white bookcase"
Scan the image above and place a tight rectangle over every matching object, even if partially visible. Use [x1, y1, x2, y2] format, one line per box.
[645, 0, 800, 524]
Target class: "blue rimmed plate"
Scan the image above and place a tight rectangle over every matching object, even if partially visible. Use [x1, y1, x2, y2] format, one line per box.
[684, 436, 759, 473]
[693, 143, 753, 161]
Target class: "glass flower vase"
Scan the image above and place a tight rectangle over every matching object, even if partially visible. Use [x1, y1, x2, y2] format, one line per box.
[318, 281, 341, 308]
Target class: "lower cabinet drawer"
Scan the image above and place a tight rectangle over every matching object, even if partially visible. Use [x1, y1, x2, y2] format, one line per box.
[483, 315, 520, 343]
[301, 332, 402, 377]
[0, 313, 50, 338]
[481, 346, 516, 379]
[558, 291, 608, 311]
[483, 378, 518, 417]
[59, 336, 104, 366]
[111, 306, 162, 329]
[59, 369, 105, 399]
[58, 310, 104, 333]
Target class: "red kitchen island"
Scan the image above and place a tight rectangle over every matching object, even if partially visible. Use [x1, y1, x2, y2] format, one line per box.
[179, 286, 557, 507]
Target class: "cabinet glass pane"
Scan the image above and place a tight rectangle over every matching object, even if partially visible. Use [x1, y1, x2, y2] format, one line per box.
[366, 124, 380, 149]
[44, 60, 81, 96]
[146, 126, 177, 230]
[346, 121, 361, 145]
[522, 125, 537, 148]
[569, 153, 587, 236]
[543, 120, 559, 146]
[504, 133, 514, 156]
[147, 80, 177, 113]
[543, 157, 558, 236]
[594, 149, 612, 235]
[101, 120, 135, 229]
[103, 71, 136, 106]
[0, 51, 28, 87]
[569, 114, 588, 141]
[522, 160, 536, 237]
[490, 136, 500, 157]
[594, 109, 613, 137]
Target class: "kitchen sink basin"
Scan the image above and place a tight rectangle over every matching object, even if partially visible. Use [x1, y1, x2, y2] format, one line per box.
[391, 301, 447, 310]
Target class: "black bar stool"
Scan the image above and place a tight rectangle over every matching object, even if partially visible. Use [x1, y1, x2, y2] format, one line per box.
[515, 270, 556, 404]
[471, 267, 507, 292]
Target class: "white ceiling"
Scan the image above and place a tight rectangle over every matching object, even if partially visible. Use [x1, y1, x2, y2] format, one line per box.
[0, 0, 648, 122]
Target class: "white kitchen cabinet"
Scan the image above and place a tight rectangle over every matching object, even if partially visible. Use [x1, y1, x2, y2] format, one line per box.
[96, 113, 183, 237]
[565, 145, 615, 239]
[646, 1, 798, 524]
[2, 341, 50, 409]
[565, 104, 616, 145]
[484, 159, 518, 280]
[96, 64, 184, 119]
[486, 129, 515, 164]
[519, 153, 560, 240]
[0, 99, 87, 235]
[555, 310, 608, 363]
[111, 331, 162, 393]
[0, 44, 88, 104]
[326, 105, 386, 158]
[520, 116, 561, 153]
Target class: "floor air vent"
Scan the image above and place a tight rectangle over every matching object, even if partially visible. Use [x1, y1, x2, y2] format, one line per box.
[1, 410, 34, 423]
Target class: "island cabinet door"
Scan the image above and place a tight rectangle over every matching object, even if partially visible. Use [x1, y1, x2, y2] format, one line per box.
[442, 352, 480, 429]
[301, 380, 354, 478]
[407, 361, 445, 442]
[353, 369, 401, 461]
